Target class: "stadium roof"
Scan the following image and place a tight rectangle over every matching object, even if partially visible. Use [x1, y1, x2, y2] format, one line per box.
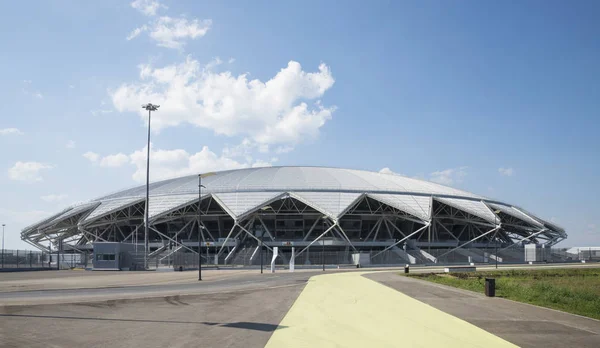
[22, 166, 566, 242]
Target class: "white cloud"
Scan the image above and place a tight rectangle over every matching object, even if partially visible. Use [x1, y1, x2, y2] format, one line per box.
[111, 58, 335, 146]
[83, 151, 100, 163]
[258, 144, 269, 153]
[69, 84, 75, 89]
[0, 128, 23, 136]
[99, 153, 130, 167]
[430, 166, 468, 186]
[379, 167, 406, 176]
[127, 26, 147, 40]
[131, 0, 166, 16]
[86, 144, 273, 183]
[228, 58, 235, 64]
[41, 194, 68, 202]
[34, 92, 43, 99]
[498, 167, 515, 177]
[83, 151, 129, 167]
[66, 140, 76, 149]
[588, 223, 597, 229]
[129, 144, 268, 182]
[275, 145, 294, 154]
[127, 16, 212, 49]
[8, 161, 53, 182]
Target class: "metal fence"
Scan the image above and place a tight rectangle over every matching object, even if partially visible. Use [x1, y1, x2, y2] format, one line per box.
[154, 246, 600, 270]
[0, 249, 89, 270]
[3, 246, 597, 271]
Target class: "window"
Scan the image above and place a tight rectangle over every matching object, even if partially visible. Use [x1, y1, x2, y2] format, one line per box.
[96, 253, 116, 261]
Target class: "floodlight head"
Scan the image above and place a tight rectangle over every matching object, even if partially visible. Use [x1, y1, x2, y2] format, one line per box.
[142, 103, 160, 111]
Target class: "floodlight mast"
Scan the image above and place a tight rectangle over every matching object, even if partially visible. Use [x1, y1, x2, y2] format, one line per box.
[142, 103, 159, 270]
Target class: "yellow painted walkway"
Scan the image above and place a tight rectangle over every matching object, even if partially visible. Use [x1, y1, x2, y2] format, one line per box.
[266, 272, 516, 348]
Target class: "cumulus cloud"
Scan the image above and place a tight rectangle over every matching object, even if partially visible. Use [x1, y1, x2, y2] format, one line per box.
[8, 161, 53, 182]
[129, 144, 270, 182]
[275, 146, 294, 154]
[379, 167, 406, 176]
[131, 0, 166, 16]
[83, 151, 100, 163]
[127, 16, 212, 49]
[84, 152, 130, 167]
[0, 128, 23, 136]
[498, 167, 515, 177]
[99, 153, 130, 167]
[111, 58, 335, 147]
[84, 144, 273, 183]
[430, 166, 468, 186]
[41, 194, 68, 202]
[66, 140, 76, 149]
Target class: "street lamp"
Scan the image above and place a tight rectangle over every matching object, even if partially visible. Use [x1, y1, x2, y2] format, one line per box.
[198, 176, 206, 281]
[197, 172, 215, 281]
[493, 210, 501, 269]
[259, 206, 273, 274]
[1, 224, 5, 269]
[142, 103, 159, 270]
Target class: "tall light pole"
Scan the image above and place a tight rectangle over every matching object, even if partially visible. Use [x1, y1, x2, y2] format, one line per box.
[197, 172, 215, 281]
[142, 103, 159, 270]
[259, 206, 272, 274]
[1, 224, 5, 269]
[198, 174, 205, 281]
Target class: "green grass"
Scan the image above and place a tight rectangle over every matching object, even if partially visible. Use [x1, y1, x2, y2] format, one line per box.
[407, 267, 600, 320]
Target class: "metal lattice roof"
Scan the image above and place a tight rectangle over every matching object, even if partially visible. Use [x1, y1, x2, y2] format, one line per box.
[21, 166, 565, 240]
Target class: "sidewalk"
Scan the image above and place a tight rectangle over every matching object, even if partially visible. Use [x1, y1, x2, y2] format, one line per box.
[366, 272, 600, 347]
[266, 271, 515, 347]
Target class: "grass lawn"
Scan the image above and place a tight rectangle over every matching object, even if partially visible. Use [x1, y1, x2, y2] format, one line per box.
[407, 267, 600, 320]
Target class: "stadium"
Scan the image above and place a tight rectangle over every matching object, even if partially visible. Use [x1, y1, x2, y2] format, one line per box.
[20, 166, 567, 268]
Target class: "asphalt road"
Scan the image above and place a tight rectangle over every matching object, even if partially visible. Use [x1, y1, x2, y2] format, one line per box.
[0, 284, 305, 348]
[0, 270, 323, 305]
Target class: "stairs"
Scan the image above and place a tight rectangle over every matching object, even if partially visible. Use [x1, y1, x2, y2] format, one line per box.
[391, 246, 417, 264]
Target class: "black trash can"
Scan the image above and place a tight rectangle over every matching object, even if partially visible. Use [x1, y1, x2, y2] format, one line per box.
[485, 278, 495, 297]
[404, 264, 410, 274]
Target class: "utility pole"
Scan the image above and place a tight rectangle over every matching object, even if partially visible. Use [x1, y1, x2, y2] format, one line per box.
[142, 103, 159, 270]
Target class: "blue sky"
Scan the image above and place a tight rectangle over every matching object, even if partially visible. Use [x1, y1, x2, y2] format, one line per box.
[0, 0, 599, 248]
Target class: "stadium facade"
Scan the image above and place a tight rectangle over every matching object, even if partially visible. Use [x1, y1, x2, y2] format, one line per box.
[21, 167, 566, 266]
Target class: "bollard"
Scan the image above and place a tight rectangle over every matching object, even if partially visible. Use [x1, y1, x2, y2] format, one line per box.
[404, 264, 410, 274]
[485, 278, 495, 297]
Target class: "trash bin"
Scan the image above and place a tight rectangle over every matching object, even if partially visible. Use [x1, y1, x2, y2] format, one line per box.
[404, 264, 410, 274]
[485, 278, 495, 297]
